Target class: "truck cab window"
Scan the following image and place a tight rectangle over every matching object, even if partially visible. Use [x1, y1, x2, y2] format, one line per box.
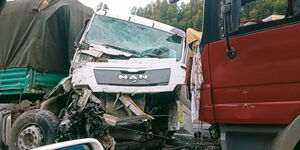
[230, 0, 295, 35]
[240, 0, 287, 26]
[294, 0, 300, 15]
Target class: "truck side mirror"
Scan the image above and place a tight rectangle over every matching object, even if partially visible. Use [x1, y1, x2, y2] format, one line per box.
[221, 0, 241, 59]
[169, 0, 179, 4]
[222, 0, 241, 33]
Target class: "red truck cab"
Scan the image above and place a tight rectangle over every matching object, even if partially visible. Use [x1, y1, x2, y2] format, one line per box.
[197, 0, 300, 150]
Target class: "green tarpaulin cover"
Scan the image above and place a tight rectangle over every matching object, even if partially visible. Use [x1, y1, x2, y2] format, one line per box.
[0, 0, 93, 73]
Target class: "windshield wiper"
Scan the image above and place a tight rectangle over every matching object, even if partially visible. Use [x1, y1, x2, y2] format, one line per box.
[141, 53, 167, 58]
[102, 44, 141, 57]
[140, 47, 170, 58]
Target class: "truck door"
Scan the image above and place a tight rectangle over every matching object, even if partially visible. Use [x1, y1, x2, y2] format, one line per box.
[208, 0, 300, 124]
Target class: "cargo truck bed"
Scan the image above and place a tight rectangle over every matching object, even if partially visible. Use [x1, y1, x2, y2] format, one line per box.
[0, 68, 65, 95]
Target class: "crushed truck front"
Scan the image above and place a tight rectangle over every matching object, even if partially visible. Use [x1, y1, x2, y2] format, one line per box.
[41, 10, 189, 149]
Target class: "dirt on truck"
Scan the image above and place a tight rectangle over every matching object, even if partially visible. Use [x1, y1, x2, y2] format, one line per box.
[0, 2, 192, 150]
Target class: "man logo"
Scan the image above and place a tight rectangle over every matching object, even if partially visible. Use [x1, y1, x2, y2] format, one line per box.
[119, 74, 148, 83]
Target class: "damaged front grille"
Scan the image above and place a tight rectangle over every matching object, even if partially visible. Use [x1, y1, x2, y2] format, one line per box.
[94, 68, 170, 86]
[56, 89, 155, 149]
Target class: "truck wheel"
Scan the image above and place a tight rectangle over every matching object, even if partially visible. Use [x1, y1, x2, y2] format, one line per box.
[9, 109, 59, 150]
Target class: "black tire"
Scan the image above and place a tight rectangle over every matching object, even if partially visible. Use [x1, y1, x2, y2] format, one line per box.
[9, 109, 59, 150]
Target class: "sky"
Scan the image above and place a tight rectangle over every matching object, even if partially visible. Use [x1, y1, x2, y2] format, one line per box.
[79, 0, 190, 15]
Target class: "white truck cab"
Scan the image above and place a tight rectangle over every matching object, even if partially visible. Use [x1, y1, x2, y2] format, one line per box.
[72, 10, 187, 94]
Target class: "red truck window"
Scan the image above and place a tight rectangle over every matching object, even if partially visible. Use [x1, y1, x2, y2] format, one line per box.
[240, 0, 288, 25]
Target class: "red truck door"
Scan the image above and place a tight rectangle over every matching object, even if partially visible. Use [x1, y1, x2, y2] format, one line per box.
[208, 1, 300, 124]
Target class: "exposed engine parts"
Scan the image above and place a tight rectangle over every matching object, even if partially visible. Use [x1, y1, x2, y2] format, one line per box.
[48, 87, 170, 150]
[56, 89, 113, 149]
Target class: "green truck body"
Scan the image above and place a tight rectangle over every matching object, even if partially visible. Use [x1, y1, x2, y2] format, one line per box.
[0, 0, 93, 97]
[0, 68, 65, 95]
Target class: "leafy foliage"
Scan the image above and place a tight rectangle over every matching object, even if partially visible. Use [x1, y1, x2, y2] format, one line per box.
[131, 0, 203, 31]
[131, 0, 288, 31]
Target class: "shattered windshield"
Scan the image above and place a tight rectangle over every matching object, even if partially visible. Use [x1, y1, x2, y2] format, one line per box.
[86, 15, 184, 60]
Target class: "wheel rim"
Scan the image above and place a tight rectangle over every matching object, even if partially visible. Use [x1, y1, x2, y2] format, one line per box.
[18, 125, 44, 150]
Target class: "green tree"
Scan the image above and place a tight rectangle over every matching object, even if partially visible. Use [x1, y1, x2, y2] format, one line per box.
[131, 0, 203, 31]
[241, 0, 287, 20]
[132, 0, 288, 31]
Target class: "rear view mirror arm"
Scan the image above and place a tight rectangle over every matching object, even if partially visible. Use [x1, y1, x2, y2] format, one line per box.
[222, 2, 237, 59]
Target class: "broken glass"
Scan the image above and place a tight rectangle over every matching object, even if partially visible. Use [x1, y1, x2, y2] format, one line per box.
[87, 15, 183, 60]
